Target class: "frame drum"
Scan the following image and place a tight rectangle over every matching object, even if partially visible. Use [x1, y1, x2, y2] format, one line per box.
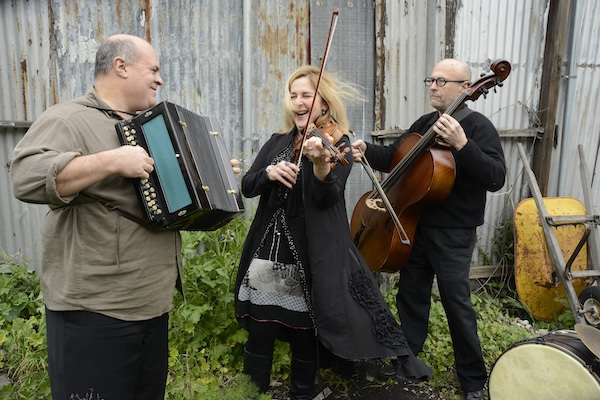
[489, 330, 600, 399]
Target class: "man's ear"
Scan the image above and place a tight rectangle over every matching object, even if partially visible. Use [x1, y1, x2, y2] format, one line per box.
[114, 56, 128, 78]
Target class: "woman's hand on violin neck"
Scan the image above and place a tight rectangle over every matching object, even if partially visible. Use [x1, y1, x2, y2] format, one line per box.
[303, 137, 332, 181]
[303, 137, 330, 164]
[351, 140, 367, 163]
[266, 160, 299, 188]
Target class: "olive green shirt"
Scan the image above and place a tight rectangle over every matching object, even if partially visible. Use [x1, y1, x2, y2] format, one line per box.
[10, 88, 180, 321]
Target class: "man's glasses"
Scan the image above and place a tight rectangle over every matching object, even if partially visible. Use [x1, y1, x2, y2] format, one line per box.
[423, 77, 468, 87]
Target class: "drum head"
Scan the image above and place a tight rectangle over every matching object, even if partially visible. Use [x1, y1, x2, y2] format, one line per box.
[489, 340, 600, 399]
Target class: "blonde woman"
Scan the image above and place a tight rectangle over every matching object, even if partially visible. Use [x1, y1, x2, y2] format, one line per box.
[235, 65, 431, 399]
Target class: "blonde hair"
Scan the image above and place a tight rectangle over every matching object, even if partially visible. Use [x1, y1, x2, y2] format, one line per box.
[278, 65, 361, 134]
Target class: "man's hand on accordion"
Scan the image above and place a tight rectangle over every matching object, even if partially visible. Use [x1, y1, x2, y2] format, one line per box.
[115, 145, 155, 180]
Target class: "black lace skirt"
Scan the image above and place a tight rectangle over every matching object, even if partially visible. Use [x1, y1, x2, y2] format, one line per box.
[310, 245, 432, 381]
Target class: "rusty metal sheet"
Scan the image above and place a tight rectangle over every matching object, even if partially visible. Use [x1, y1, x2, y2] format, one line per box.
[514, 197, 593, 321]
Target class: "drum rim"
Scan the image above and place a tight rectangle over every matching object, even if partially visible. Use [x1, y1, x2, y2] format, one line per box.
[492, 330, 599, 374]
[489, 330, 600, 397]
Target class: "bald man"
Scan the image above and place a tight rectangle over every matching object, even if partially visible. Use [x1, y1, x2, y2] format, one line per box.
[352, 59, 506, 400]
[12, 34, 191, 399]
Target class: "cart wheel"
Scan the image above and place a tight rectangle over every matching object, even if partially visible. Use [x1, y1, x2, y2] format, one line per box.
[579, 286, 600, 327]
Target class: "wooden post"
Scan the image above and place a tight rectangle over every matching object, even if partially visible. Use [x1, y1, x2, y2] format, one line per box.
[531, 0, 571, 195]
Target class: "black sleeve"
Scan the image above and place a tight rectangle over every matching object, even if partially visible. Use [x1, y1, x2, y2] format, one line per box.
[241, 134, 279, 198]
[454, 113, 506, 192]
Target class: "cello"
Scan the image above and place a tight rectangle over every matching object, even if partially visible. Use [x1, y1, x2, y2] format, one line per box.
[350, 59, 511, 273]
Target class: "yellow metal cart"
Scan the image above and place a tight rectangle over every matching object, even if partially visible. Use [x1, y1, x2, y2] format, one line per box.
[513, 143, 600, 324]
[514, 196, 593, 321]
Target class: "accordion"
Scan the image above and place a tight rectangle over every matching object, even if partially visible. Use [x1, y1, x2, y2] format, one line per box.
[115, 101, 244, 231]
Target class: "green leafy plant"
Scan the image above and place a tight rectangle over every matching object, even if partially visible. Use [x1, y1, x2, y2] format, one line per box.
[166, 217, 291, 398]
[167, 218, 258, 398]
[0, 251, 50, 399]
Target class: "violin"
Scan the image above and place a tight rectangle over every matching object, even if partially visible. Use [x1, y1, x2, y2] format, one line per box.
[294, 116, 349, 166]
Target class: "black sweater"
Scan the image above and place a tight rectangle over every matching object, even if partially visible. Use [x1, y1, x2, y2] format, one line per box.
[364, 109, 506, 228]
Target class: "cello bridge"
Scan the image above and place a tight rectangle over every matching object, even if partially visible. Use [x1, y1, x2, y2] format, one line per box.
[366, 199, 387, 212]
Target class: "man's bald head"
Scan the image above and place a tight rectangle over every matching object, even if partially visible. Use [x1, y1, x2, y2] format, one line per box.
[435, 59, 472, 82]
[94, 34, 153, 78]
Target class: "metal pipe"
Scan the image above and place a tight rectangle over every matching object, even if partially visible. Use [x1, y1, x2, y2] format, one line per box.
[0, 120, 33, 129]
[557, 0, 579, 194]
[241, 0, 255, 217]
[242, 0, 252, 170]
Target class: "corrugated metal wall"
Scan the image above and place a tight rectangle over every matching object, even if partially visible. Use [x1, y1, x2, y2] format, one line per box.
[3, 0, 600, 270]
[553, 0, 600, 205]
[452, 0, 550, 263]
[378, 0, 446, 128]
[0, 0, 374, 270]
[1, 0, 55, 268]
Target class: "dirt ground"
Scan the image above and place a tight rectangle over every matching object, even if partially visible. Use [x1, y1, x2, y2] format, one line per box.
[266, 359, 455, 400]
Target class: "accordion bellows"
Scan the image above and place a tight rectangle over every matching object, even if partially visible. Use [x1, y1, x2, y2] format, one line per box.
[115, 101, 244, 231]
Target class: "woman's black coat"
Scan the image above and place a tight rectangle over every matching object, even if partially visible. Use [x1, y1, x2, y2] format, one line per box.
[234, 131, 431, 379]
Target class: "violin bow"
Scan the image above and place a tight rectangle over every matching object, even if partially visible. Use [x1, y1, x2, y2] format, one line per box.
[296, 10, 339, 169]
